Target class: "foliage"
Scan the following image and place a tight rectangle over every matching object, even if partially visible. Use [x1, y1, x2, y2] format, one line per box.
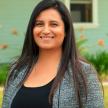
[76, 36, 88, 55]
[0, 64, 9, 86]
[0, 88, 3, 107]
[104, 86, 108, 108]
[84, 51, 108, 75]
[76, 33, 108, 75]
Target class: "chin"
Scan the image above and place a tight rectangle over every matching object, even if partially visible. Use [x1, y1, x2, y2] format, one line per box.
[39, 45, 60, 51]
[39, 46, 55, 50]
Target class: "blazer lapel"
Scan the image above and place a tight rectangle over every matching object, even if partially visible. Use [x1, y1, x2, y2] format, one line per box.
[52, 65, 78, 108]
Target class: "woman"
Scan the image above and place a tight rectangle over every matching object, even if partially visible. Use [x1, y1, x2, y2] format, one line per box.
[2, 0, 104, 108]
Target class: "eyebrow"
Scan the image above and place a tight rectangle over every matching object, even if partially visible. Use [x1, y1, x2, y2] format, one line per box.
[35, 20, 59, 23]
[35, 20, 43, 22]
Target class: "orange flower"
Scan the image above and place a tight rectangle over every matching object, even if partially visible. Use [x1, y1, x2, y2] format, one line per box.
[97, 39, 104, 46]
[80, 35, 86, 40]
[11, 28, 18, 36]
[0, 44, 8, 49]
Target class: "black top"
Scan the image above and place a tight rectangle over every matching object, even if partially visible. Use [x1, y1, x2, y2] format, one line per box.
[11, 79, 54, 108]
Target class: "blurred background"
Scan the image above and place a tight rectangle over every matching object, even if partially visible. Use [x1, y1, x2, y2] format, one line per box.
[0, 0, 108, 107]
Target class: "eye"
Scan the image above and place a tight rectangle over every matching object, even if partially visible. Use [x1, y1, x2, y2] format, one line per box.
[35, 22, 43, 27]
[51, 23, 58, 27]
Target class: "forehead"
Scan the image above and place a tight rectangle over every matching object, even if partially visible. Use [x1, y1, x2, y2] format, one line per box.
[36, 8, 62, 21]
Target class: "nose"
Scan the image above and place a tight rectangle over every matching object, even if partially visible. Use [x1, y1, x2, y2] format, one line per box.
[42, 25, 50, 35]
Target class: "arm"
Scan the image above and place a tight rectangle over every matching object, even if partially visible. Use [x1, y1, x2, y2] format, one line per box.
[83, 63, 104, 108]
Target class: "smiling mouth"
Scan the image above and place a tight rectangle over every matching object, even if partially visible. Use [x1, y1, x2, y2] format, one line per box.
[40, 36, 54, 39]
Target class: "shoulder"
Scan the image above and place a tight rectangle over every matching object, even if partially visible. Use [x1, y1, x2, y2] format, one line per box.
[2, 65, 27, 108]
[79, 60, 97, 75]
[79, 61, 104, 107]
[79, 60, 99, 85]
[5, 64, 27, 89]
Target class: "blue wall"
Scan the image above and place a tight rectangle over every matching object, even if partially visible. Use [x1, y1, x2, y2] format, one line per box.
[75, 0, 108, 53]
[0, 0, 108, 63]
[0, 0, 40, 63]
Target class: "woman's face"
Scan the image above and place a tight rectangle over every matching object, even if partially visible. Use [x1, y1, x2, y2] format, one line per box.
[33, 8, 65, 50]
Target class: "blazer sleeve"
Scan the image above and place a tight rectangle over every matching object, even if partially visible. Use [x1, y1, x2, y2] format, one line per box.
[82, 63, 104, 108]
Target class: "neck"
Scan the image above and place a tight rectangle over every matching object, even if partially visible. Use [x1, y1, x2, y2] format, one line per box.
[37, 48, 62, 65]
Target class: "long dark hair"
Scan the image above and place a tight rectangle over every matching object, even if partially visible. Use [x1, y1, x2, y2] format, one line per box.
[6, 0, 87, 107]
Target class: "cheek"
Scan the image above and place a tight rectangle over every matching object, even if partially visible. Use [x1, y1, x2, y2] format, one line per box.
[33, 28, 41, 45]
[54, 29, 65, 45]
[56, 28, 65, 39]
[33, 27, 40, 38]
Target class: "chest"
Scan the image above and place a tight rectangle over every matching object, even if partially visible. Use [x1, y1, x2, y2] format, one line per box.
[23, 64, 58, 88]
[11, 79, 53, 108]
[3, 69, 78, 108]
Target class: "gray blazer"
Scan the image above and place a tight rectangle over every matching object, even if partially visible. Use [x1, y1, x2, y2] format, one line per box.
[2, 61, 104, 108]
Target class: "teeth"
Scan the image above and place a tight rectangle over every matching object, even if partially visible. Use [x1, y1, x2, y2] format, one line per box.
[40, 36, 54, 38]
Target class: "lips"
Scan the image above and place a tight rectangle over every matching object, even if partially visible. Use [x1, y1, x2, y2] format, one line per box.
[40, 36, 54, 39]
